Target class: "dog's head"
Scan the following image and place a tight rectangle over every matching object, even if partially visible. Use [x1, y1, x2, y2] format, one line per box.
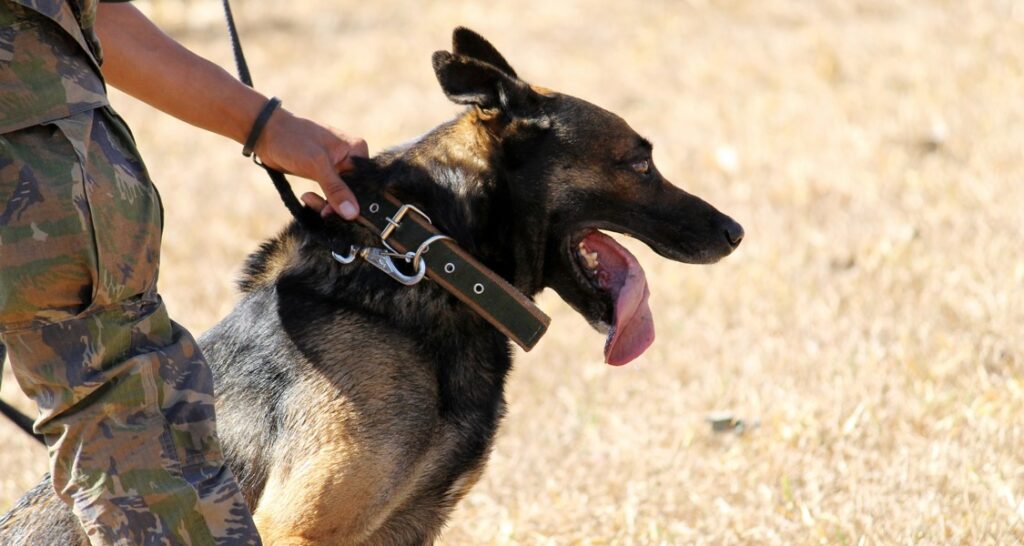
[431, 28, 743, 365]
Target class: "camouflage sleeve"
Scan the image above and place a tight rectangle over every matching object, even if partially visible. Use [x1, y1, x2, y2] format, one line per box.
[0, 1, 107, 134]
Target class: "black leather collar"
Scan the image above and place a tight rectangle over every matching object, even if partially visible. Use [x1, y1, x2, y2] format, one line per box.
[351, 191, 550, 351]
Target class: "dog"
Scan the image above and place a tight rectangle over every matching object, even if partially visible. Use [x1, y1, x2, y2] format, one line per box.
[0, 27, 743, 545]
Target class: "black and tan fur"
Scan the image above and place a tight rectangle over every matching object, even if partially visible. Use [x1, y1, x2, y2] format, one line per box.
[0, 28, 743, 545]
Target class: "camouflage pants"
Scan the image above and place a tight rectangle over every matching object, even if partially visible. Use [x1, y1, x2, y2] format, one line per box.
[0, 108, 261, 545]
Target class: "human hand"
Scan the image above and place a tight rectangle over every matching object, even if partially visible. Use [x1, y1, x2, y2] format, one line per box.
[254, 109, 369, 220]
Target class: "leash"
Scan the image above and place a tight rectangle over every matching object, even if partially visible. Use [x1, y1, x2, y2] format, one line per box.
[219, 3, 550, 349]
[0, 344, 44, 444]
[0, 399, 43, 443]
[221, 0, 318, 228]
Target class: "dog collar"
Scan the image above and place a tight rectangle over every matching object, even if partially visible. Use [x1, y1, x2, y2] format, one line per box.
[333, 191, 550, 351]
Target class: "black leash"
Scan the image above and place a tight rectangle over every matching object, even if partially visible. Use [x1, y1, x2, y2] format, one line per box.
[0, 399, 41, 443]
[220, 0, 252, 88]
[220, 0, 331, 243]
[0, 345, 44, 443]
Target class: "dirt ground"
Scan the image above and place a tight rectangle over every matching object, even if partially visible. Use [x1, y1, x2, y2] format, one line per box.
[2, 0, 1023, 544]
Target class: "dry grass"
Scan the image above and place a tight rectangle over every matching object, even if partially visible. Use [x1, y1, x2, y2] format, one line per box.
[3, 0, 1024, 543]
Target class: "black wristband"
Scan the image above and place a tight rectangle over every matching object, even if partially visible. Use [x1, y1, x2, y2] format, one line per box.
[242, 96, 282, 158]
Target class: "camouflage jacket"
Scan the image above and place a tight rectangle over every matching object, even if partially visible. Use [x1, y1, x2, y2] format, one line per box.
[0, 0, 114, 134]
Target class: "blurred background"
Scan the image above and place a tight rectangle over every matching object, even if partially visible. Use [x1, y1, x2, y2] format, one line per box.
[3, 0, 1023, 543]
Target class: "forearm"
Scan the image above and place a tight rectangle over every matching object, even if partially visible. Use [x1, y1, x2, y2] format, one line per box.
[95, 3, 369, 219]
[95, 3, 264, 144]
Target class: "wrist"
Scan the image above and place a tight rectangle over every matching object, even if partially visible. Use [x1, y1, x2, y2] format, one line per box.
[242, 96, 283, 158]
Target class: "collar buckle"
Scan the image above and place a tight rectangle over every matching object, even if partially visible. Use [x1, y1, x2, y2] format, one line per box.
[380, 203, 431, 248]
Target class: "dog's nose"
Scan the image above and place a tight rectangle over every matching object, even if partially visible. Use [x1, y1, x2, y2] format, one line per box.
[723, 219, 744, 248]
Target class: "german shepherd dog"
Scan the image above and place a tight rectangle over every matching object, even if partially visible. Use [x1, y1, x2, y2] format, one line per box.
[0, 28, 742, 545]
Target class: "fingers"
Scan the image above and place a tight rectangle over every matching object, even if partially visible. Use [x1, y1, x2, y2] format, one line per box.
[300, 192, 334, 218]
[317, 165, 360, 220]
[321, 134, 367, 220]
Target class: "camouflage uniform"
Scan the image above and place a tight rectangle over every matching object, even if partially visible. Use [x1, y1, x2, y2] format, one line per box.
[0, 1, 261, 544]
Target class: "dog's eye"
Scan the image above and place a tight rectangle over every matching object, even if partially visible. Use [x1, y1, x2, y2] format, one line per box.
[631, 159, 650, 175]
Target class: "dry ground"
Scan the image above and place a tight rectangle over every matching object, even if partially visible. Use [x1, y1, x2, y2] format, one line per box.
[3, 0, 1023, 544]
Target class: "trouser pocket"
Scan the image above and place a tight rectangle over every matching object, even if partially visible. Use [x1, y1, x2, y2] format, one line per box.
[0, 108, 163, 332]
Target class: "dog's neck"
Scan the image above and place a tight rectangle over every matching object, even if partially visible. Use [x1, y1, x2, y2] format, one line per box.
[371, 110, 549, 296]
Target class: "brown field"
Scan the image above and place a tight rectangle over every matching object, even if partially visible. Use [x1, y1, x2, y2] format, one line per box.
[3, 0, 1023, 543]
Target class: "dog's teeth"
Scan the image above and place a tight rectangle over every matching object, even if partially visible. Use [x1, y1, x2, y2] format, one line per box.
[577, 242, 600, 270]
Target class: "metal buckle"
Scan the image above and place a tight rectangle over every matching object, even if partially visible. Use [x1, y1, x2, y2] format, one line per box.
[380, 204, 431, 247]
[328, 203, 448, 287]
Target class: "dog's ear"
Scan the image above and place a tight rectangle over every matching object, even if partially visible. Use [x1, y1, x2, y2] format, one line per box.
[451, 27, 518, 78]
[432, 51, 531, 111]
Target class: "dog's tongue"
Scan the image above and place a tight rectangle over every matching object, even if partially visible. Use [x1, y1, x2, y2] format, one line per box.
[580, 232, 655, 365]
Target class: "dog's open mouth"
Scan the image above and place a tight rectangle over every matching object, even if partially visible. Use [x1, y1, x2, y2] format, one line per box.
[574, 230, 655, 365]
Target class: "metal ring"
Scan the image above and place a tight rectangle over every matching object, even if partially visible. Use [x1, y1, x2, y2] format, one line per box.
[412, 234, 454, 270]
[369, 203, 380, 213]
[397, 255, 428, 285]
[473, 283, 485, 294]
[444, 262, 455, 274]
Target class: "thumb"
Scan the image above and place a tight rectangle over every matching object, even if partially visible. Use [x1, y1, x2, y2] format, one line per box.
[318, 166, 360, 220]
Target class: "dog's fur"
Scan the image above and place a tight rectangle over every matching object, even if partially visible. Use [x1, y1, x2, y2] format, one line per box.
[0, 28, 742, 545]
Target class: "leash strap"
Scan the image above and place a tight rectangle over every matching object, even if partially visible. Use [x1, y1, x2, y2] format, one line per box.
[221, 0, 316, 226]
[218, 1, 550, 350]
[221, 0, 253, 87]
[0, 399, 42, 443]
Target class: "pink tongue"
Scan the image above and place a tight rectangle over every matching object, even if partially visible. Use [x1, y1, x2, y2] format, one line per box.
[580, 232, 655, 365]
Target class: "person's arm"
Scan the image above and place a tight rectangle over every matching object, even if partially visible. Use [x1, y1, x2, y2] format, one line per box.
[95, 2, 366, 219]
